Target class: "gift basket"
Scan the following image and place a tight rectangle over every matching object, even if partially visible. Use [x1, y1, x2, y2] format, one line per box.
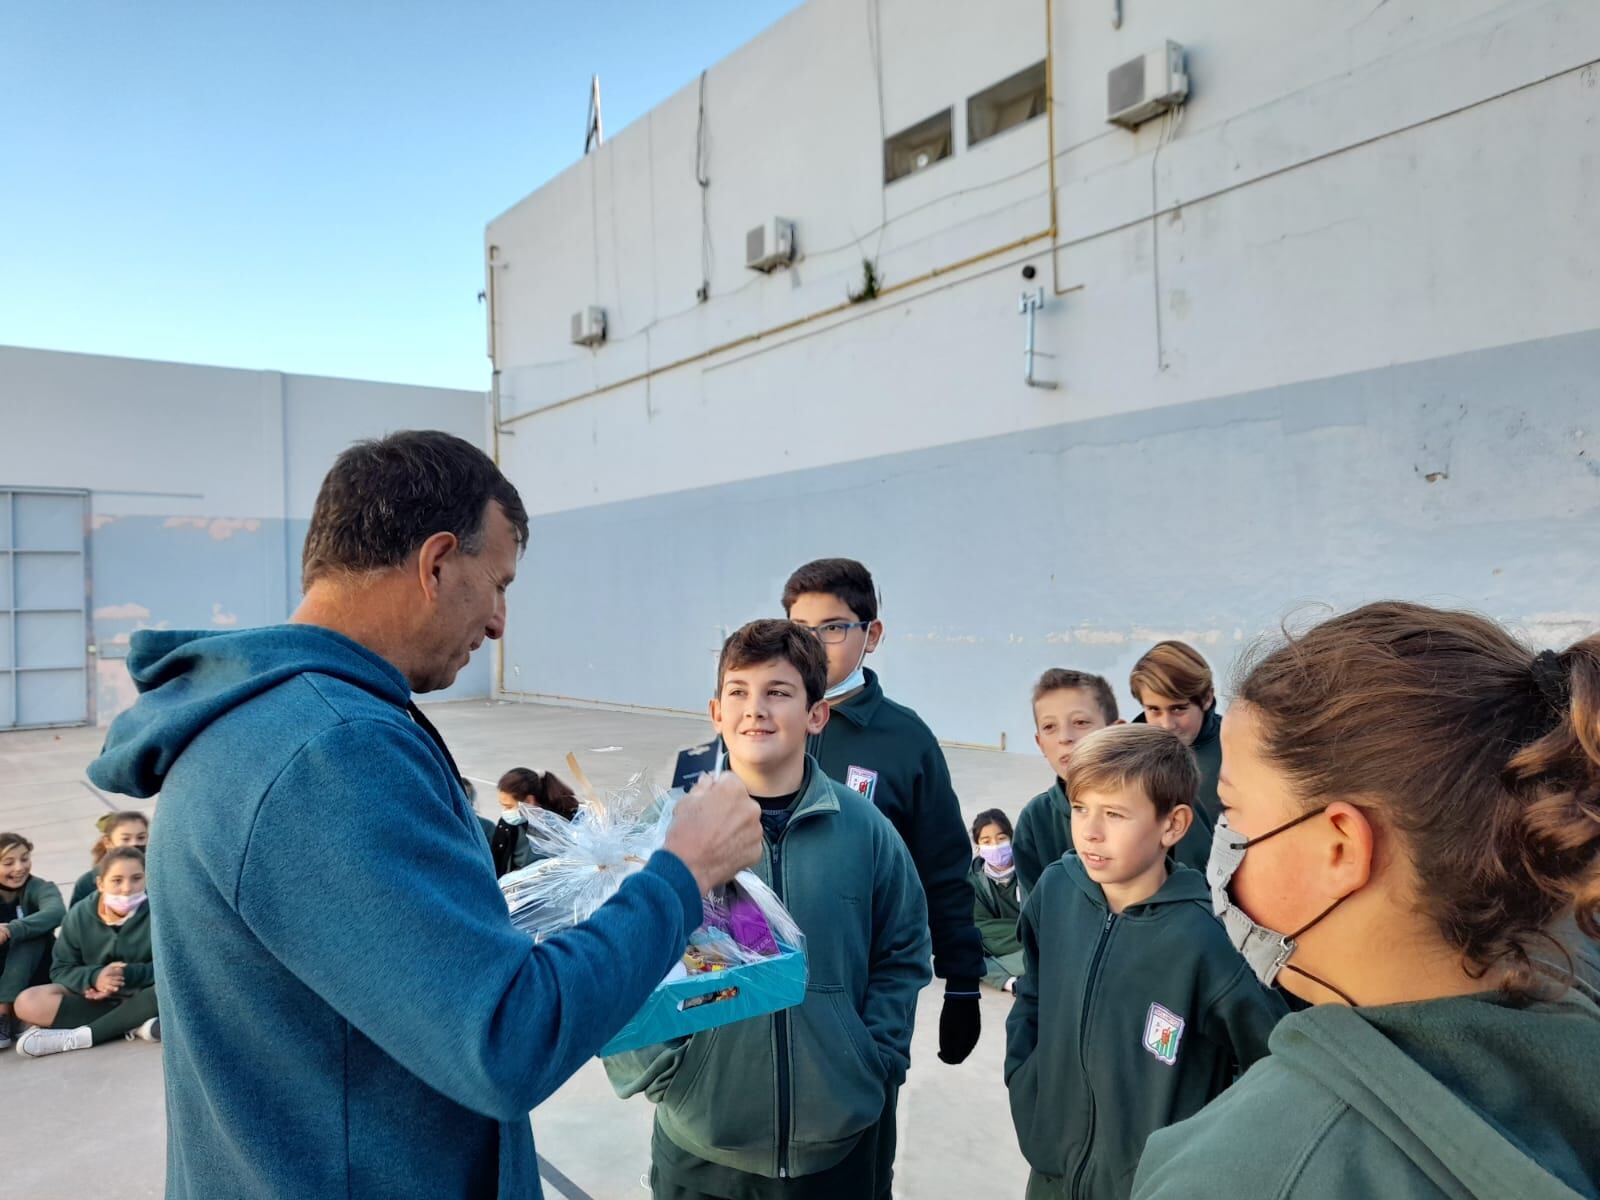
[500, 756, 807, 1057]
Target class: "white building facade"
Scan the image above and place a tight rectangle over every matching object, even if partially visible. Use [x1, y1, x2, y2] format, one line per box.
[0, 346, 491, 727]
[487, 0, 1600, 749]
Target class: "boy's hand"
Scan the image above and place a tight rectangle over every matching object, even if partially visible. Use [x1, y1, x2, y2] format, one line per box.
[937, 986, 982, 1064]
[663, 774, 763, 895]
[0, 926, 10, 946]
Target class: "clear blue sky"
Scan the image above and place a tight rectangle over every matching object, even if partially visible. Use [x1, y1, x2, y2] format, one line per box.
[1, 1, 803, 390]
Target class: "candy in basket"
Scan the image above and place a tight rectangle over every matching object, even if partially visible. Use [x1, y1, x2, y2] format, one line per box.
[499, 766, 807, 1056]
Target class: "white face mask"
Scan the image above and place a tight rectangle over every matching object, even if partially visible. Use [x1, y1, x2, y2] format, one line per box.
[103, 891, 147, 917]
[1207, 811, 1355, 1004]
[824, 633, 872, 701]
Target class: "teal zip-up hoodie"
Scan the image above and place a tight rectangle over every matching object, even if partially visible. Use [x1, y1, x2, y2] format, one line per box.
[1134, 987, 1600, 1200]
[1014, 780, 1071, 896]
[53, 895, 154, 994]
[1006, 854, 1287, 1200]
[1131, 708, 1222, 874]
[87, 626, 705, 1200]
[807, 668, 984, 985]
[605, 758, 932, 1179]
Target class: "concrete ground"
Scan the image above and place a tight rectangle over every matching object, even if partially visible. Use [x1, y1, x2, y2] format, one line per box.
[1, 698, 1053, 1199]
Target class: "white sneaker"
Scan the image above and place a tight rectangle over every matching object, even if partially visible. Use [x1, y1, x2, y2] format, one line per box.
[125, 1017, 161, 1043]
[15, 1026, 90, 1057]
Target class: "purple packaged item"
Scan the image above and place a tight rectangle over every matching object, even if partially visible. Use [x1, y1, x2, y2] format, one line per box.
[727, 892, 779, 956]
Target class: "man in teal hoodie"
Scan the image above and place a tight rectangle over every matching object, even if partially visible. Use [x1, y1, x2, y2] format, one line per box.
[87, 432, 763, 1200]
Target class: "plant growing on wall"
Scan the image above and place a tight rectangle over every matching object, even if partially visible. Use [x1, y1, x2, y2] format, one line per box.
[848, 257, 881, 303]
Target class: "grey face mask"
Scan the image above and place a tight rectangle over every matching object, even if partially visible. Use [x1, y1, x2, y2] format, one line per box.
[1207, 810, 1356, 1004]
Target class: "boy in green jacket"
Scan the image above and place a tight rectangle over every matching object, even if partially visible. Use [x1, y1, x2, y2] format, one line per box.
[606, 620, 931, 1199]
[783, 557, 986, 1065]
[0, 832, 66, 1048]
[1128, 641, 1223, 873]
[1006, 726, 1285, 1200]
[970, 809, 1024, 992]
[1013, 669, 1121, 895]
[14, 845, 160, 1055]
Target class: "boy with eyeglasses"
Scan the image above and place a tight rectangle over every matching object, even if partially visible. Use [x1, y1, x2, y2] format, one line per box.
[782, 558, 985, 1069]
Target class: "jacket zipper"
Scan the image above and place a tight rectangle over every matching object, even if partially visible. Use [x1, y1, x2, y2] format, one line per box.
[770, 831, 792, 1179]
[1070, 911, 1116, 1200]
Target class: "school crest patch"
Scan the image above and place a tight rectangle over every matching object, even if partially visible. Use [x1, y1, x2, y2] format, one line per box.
[1142, 1003, 1185, 1067]
[845, 765, 879, 802]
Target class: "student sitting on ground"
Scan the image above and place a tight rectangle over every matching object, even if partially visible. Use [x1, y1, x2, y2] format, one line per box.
[14, 846, 160, 1056]
[70, 810, 149, 907]
[1006, 725, 1286, 1200]
[479, 768, 579, 878]
[1129, 641, 1223, 873]
[606, 619, 931, 1199]
[970, 809, 1025, 994]
[0, 832, 66, 1050]
[1013, 669, 1122, 895]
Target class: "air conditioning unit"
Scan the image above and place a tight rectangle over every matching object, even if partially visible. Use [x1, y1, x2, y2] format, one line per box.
[1106, 42, 1188, 129]
[570, 306, 606, 347]
[745, 218, 796, 272]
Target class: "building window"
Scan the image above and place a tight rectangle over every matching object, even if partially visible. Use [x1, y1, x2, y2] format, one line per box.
[884, 108, 954, 184]
[967, 61, 1047, 147]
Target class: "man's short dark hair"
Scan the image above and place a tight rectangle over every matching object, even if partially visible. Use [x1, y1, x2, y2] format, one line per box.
[717, 620, 830, 708]
[1033, 668, 1120, 724]
[781, 558, 878, 622]
[301, 430, 530, 589]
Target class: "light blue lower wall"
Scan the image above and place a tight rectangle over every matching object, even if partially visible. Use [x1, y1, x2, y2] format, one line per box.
[504, 329, 1600, 750]
[90, 515, 491, 722]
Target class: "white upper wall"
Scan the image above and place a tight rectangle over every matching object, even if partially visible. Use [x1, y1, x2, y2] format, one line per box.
[486, 0, 1600, 516]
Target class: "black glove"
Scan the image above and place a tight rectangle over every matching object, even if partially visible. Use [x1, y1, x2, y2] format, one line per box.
[937, 985, 982, 1064]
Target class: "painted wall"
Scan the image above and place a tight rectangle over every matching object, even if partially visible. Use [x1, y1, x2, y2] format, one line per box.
[487, 0, 1600, 744]
[0, 346, 491, 723]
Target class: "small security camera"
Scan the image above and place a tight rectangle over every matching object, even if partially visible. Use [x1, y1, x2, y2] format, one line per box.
[1021, 264, 1037, 280]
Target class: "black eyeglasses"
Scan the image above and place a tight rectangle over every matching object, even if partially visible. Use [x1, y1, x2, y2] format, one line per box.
[801, 621, 871, 645]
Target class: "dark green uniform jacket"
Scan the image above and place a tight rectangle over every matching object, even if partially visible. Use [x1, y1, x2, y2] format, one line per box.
[1006, 855, 1287, 1200]
[1131, 708, 1222, 874]
[1134, 986, 1600, 1200]
[605, 759, 932, 1180]
[808, 669, 984, 986]
[53, 896, 155, 996]
[1014, 780, 1070, 897]
[970, 858, 1024, 989]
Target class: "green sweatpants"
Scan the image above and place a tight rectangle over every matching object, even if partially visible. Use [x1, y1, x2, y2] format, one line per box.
[51, 986, 159, 1045]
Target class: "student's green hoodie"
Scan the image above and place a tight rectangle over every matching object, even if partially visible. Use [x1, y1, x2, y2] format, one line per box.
[3, 875, 65, 945]
[970, 857, 1024, 989]
[1006, 854, 1286, 1200]
[1014, 780, 1071, 896]
[605, 759, 932, 1180]
[1131, 708, 1222, 874]
[53, 895, 155, 995]
[1133, 987, 1600, 1200]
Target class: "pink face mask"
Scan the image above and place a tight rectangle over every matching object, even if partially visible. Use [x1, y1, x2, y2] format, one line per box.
[977, 843, 1014, 870]
[103, 891, 147, 917]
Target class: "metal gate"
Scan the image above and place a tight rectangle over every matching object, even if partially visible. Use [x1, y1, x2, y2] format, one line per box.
[0, 488, 91, 729]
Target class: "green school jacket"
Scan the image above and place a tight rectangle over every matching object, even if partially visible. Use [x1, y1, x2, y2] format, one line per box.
[1133, 987, 1600, 1200]
[71, 867, 98, 908]
[1014, 780, 1071, 896]
[52, 895, 155, 995]
[3, 875, 65, 943]
[1005, 855, 1287, 1200]
[605, 758, 932, 1180]
[807, 669, 984, 986]
[971, 858, 1025, 990]
[1131, 708, 1222, 874]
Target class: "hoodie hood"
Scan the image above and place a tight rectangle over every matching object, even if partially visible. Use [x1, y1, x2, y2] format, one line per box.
[1061, 851, 1211, 911]
[89, 626, 410, 798]
[1273, 991, 1600, 1199]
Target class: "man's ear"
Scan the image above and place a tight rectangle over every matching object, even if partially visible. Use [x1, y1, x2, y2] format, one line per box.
[865, 619, 884, 654]
[708, 697, 722, 732]
[807, 700, 831, 735]
[415, 531, 459, 602]
[1162, 804, 1194, 847]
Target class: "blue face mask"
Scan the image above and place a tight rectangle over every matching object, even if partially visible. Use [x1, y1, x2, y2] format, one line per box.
[1207, 810, 1355, 1004]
